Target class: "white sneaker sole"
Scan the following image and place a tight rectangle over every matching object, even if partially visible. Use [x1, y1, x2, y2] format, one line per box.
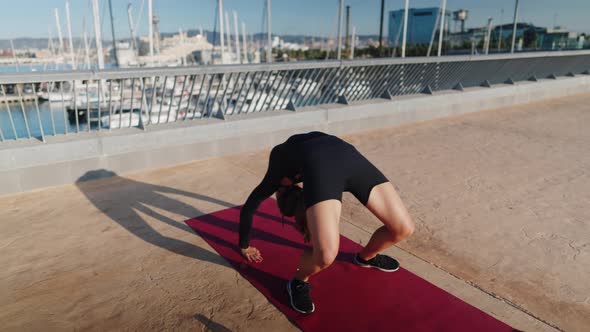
[353, 255, 400, 272]
[287, 281, 315, 314]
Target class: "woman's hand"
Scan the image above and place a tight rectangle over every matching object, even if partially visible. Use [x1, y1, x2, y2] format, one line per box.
[240, 246, 263, 263]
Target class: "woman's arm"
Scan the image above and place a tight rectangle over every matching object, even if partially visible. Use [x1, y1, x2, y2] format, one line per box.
[239, 146, 282, 249]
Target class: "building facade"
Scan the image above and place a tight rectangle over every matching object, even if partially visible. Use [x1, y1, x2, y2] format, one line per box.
[389, 7, 451, 47]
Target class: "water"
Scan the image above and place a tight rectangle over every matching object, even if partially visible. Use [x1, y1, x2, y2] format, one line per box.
[0, 72, 329, 141]
[0, 101, 95, 140]
[0, 64, 73, 73]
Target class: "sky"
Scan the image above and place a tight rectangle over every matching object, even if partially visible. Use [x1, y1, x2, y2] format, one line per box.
[0, 0, 588, 40]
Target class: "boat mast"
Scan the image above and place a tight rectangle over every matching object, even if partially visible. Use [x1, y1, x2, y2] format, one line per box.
[54, 8, 64, 56]
[51, 28, 62, 70]
[148, 0, 154, 65]
[225, 11, 232, 58]
[179, 28, 185, 65]
[91, 0, 105, 69]
[10, 40, 20, 72]
[83, 28, 91, 70]
[127, 4, 138, 55]
[241, 22, 248, 64]
[45, 28, 54, 71]
[108, 0, 119, 67]
[65, 0, 76, 69]
[218, 0, 225, 64]
[48, 27, 55, 57]
[233, 11, 241, 64]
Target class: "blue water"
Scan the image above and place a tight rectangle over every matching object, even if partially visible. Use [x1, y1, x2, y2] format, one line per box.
[0, 64, 73, 73]
[0, 101, 94, 140]
[0, 64, 119, 140]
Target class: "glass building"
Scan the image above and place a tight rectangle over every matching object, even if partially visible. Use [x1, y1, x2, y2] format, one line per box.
[389, 7, 451, 47]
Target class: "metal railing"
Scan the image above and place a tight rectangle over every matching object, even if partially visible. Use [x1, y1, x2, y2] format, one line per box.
[1, 50, 589, 143]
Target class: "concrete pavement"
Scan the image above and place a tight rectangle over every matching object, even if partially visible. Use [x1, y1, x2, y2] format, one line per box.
[1, 93, 589, 331]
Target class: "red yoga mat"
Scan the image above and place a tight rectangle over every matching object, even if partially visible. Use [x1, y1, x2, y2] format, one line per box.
[185, 199, 515, 332]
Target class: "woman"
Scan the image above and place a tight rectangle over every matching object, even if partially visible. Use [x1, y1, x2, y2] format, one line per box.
[239, 131, 414, 314]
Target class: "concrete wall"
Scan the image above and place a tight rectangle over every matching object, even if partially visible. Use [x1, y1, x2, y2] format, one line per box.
[1, 75, 589, 196]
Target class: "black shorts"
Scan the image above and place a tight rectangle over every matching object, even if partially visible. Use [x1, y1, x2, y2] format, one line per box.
[300, 136, 389, 208]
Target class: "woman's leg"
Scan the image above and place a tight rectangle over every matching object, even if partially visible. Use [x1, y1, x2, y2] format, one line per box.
[358, 182, 414, 261]
[294, 199, 342, 281]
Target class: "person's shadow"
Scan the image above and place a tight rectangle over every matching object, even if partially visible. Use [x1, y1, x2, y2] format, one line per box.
[76, 169, 248, 266]
[75, 169, 311, 263]
[74, 169, 315, 326]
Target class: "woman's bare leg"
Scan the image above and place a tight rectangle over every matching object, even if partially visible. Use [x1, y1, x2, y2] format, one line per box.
[358, 182, 414, 261]
[294, 199, 341, 281]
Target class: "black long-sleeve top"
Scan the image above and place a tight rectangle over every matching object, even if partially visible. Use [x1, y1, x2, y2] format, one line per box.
[238, 132, 326, 248]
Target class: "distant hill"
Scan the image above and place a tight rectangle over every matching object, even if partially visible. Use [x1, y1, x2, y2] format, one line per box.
[0, 38, 56, 50]
[0, 38, 113, 50]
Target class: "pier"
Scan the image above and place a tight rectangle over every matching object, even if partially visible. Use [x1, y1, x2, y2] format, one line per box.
[0, 50, 589, 331]
[0, 94, 38, 103]
[1, 92, 589, 331]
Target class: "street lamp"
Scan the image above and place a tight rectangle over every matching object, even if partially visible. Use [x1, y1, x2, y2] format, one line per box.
[402, 0, 409, 58]
[511, 0, 520, 53]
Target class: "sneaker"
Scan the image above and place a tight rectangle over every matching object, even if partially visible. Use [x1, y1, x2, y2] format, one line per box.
[287, 279, 315, 314]
[353, 253, 400, 272]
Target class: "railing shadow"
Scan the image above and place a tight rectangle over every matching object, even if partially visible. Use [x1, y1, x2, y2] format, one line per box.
[76, 169, 239, 267]
[75, 169, 295, 311]
[75, 169, 310, 265]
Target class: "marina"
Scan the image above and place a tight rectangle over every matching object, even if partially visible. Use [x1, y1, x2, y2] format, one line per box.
[0, 94, 38, 103]
[0, 70, 337, 138]
[0, 0, 285, 138]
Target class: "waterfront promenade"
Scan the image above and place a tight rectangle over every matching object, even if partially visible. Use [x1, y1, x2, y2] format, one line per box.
[0, 93, 588, 331]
